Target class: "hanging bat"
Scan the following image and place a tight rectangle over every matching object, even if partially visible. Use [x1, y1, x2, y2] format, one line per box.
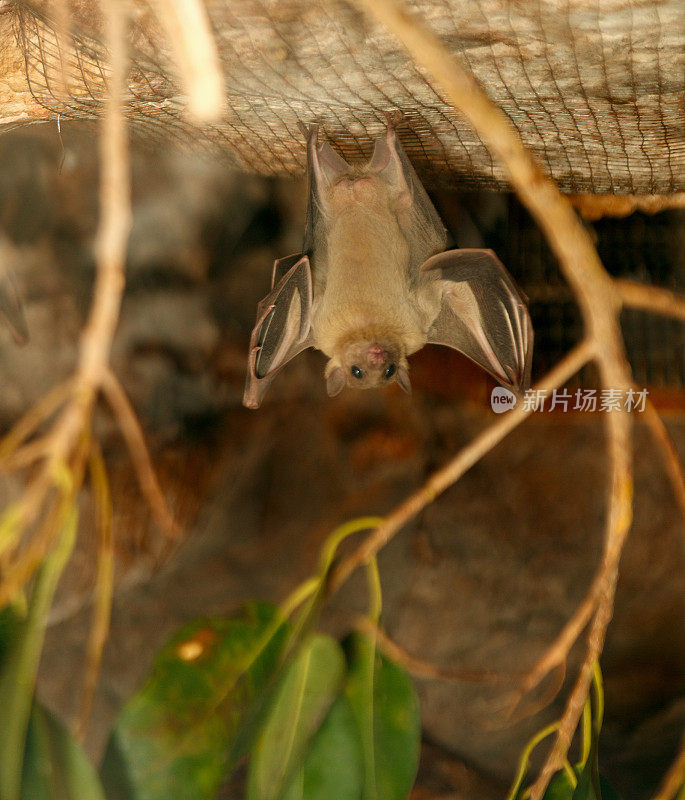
[243, 114, 532, 409]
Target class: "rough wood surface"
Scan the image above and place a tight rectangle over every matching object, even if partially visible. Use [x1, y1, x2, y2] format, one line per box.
[1, 0, 683, 192]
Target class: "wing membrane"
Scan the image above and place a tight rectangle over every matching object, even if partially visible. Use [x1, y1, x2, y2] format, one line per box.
[243, 254, 313, 409]
[421, 249, 533, 392]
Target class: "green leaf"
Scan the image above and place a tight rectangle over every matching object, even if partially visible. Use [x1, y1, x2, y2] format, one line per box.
[572, 754, 600, 800]
[571, 663, 612, 800]
[248, 634, 346, 800]
[101, 601, 289, 800]
[344, 632, 421, 800]
[0, 505, 78, 800]
[0, 603, 25, 667]
[21, 703, 106, 800]
[280, 696, 363, 800]
[571, 767, 623, 800]
[543, 768, 622, 800]
[543, 769, 576, 800]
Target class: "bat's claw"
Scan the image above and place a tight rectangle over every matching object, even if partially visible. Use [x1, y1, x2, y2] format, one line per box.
[298, 121, 315, 139]
[384, 110, 404, 129]
[299, 120, 326, 146]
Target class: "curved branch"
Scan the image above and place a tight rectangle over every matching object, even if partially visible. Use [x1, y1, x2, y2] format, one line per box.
[101, 368, 180, 542]
[641, 397, 685, 531]
[652, 733, 685, 800]
[567, 193, 685, 221]
[617, 280, 685, 324]
[357, 617, 521, 684]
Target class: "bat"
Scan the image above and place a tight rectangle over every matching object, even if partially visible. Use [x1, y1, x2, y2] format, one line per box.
[243, 114, 532, 409]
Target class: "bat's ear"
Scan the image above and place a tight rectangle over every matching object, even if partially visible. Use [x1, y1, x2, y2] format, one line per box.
[326, 366, 346, 397]
[396, 365, 411, 394]
[304, 124, 352, 190]
[367, 116, 446, 271]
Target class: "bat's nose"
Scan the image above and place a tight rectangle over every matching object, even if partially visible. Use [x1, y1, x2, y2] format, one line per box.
[366, 344, 386, 366]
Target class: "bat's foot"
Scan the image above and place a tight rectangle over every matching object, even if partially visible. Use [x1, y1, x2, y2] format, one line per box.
[298, 120, 323, 142]
[384, 110, 404, 129]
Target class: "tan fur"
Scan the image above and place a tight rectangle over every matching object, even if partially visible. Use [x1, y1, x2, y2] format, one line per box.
[311, 174, 434, 373]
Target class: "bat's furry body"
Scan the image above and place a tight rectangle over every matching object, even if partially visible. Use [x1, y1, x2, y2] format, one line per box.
[243, 116, 532, 408]
[311, 173, 440, 392]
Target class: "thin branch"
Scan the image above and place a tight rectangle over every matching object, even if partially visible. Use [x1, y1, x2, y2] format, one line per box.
[53, 0, 73, 98]
[529, 563, 619, 795]
[511, 577, 600, 713]
[1, 437, 51, 473]
[101, 368, 180, 541]
[329, 340, 595, 594]
[0, 379, 72, 468]
[79, 0, 131, 388]
[641, 396, 685, 528]
[495, 663, 568, 730]
[357, 617, 520, 684]
[652, 733, 685, 800]
[154, 0, 224, 122]
[567, 193, 685, 221]
[76, 442, 114, 740]
[528, 382, 633, 793]
[0, 428, 92, 608]
[617, 280, 685, 324]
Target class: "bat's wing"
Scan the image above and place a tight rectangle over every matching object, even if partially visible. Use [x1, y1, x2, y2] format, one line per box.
[0, 265, 28, 345]
[300, 123, 353, 253]
[368, 115, 446, 273]
[421, 249, 533, 393]
[243, 254, 313, 409]
[270, 252, 307, 289]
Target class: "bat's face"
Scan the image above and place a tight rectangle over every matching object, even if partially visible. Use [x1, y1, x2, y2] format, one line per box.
[325, 336, 411, 396]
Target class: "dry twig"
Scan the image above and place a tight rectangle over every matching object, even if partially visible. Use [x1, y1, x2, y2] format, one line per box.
[652, 732, 685, 800]
[154, 0, 224, 122]
[617, 279, 685, 324]
[567, 193, 685, 221]
[76, 442, 114, 739]
[357, 617, 520, 684]
[640, 396, 685, 530]
[0, 380, 73, 470]
[511, 576, 600, 712]
[101, 368, 180, 542]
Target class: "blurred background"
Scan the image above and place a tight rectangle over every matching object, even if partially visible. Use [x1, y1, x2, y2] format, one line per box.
[0, 120, 682, 798]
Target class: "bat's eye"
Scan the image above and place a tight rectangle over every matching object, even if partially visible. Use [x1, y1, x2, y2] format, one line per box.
[384, 364, 396, 379]
[351, 366, 364, 379]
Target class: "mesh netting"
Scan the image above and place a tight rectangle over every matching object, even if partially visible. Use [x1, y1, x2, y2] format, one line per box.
[5, 0, 684, 193]
[503, 201, 685, 386]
